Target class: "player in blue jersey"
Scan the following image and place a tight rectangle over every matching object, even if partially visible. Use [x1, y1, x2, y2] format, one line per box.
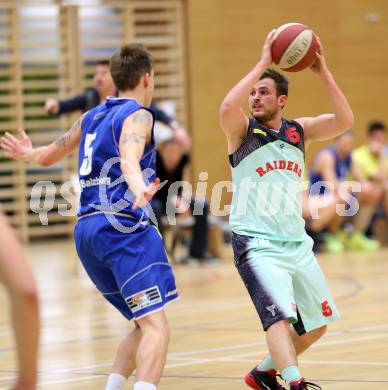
[220, 31, 354, 390]
[1, 44, 178, 390]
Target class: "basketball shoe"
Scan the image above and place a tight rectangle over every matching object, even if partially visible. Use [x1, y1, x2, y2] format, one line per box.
[290, 378, 322, 389]
[244, 368, 286, 390]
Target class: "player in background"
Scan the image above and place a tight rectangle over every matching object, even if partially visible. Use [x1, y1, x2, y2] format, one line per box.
[44, 60, 116, 115]
[44, 59, 183, 142]
[0, 44, 178, 390]
[309, 130, 381, 253]
[0, 212, 40, 390]
[219, 30, 354, 390]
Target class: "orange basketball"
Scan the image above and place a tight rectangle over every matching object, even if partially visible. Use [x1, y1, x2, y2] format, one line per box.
[271, 23, 319, 72]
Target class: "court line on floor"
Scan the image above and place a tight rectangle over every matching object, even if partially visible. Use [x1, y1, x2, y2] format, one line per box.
[0, 296, 252, 327]
[0, 313, 261, 352]
[165, 335, 388, 369]
[166, 356, 388, 367]
[351, 323, 388, 332]
[150, 374, 388, 385]
[2, 373, 388, 390]
[161, 372, 388, 384]
[2, 331, 388, 386]
[313, 332, 388, 348]
[167, 332, 388, 360]
[214, 357, 388, 366]
[0, 342, 267, 381]
[0, 374, 104, 389]
[168, 341, 266, 357]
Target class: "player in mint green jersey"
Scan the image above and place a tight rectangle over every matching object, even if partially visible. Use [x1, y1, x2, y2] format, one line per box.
[219, 30, 354, 390]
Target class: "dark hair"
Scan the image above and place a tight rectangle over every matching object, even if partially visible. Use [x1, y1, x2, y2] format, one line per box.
[260, 68, 289, 96]
[110, 44, 153, 91]
[368, 120, 386, 135]
[96, 59, 110, 67]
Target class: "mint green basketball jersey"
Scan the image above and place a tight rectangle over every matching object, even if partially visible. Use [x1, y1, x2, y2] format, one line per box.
[229, 118, 307, 241]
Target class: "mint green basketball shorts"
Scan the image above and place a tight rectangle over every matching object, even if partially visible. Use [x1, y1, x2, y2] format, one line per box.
[232, 233, 340, 334]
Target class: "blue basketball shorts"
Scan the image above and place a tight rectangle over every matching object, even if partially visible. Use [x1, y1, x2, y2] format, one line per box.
[74, 213, 179, 320]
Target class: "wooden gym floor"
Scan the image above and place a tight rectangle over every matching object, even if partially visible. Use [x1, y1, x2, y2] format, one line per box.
[0, 240, 387, 389]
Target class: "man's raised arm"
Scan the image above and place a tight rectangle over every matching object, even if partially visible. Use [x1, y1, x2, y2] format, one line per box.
[219, 30, 275, 152]
[296, 39, 354, 145]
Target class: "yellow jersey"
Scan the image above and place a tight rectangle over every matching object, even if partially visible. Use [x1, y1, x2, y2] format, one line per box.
[352, 145, 388, 179]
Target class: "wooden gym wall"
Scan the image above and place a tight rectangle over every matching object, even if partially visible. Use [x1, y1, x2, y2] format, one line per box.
[0, 0, 187, 241]
[187, 0, 388, 203]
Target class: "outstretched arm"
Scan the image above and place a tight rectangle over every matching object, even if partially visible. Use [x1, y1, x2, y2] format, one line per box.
[297, 39, 354, 145]
[119, 109, 160, 210]
[45, 93, 88, 115]
[219, 30, 276, 153]
[0, 115, 83, 167]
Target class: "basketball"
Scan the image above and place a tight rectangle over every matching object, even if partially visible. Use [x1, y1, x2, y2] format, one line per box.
[271, 23, 319, 72]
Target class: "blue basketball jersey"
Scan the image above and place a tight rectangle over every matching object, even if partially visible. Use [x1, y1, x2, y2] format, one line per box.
[78, 97, 156, 221]
[309, 146, 352, 195]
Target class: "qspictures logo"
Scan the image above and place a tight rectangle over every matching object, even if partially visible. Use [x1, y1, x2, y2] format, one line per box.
[29, 155, 362, 229]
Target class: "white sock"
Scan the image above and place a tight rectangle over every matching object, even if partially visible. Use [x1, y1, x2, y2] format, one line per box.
[133, 381, 156, 390]
[105, 373, 127, 390]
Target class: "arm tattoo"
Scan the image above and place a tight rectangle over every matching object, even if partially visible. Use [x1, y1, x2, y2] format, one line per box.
[120, 109, 152, 145]
[132, 109, 153, 127]
[122, 132, 146, 145]
[55, 116, 82, 148]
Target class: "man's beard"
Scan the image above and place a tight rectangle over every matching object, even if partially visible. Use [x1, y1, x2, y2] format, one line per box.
[252, 108, 277, 123]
